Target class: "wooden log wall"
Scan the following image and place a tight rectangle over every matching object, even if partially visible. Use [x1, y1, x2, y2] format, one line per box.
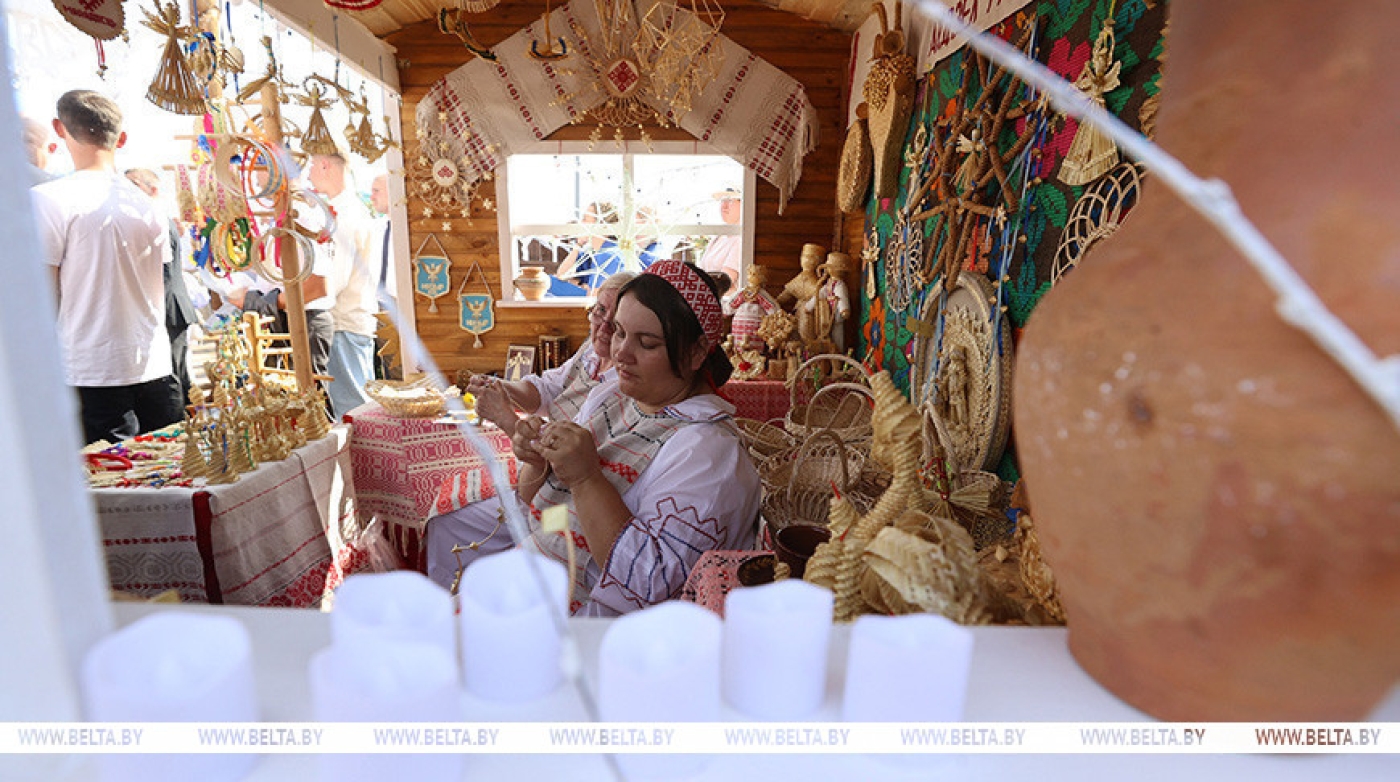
[386, 0, 853, 376]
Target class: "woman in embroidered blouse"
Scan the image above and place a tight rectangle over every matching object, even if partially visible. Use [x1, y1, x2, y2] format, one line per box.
[468, 272, 635, 436]
[426, 261, 761, 616]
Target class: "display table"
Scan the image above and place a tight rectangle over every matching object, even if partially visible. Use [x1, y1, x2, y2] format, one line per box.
[82, 601, 1400, 782]
[346, 404, 518, 570]
[718, 379, 791, 421]
[93, 426, 366, 607]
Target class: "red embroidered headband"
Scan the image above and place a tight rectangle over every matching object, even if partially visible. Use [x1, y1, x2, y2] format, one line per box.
[644, 260, 723, 347]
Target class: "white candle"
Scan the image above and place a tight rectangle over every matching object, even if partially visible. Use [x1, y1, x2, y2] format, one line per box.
[842, 614, 975, 722]
[600, 601, 722, 779]
[457, 548, 567, 701]
[722, 579, 834, 719]
[309, 638, 462, 782]
[81, 612, 257, 782]
[331, 571, 456, 677]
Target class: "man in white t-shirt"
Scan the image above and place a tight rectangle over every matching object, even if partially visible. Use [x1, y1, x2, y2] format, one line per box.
[696, 187, 743, 286]
[309, 153, 377, 419]
[31, 90, 183, 444]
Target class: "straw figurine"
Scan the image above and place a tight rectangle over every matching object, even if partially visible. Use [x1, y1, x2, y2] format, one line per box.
[1058, 18, 1122, 185]
[142, 2, 207, 115]
[180, 418, 208, 481]
[295, 80, 341, 156]
[301, 390, 332, 440]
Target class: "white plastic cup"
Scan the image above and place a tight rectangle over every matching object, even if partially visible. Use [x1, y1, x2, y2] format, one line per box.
[309, 638, 462, 782]
[81, 612, 257, 782]
[722, 579, 834, 719]
[599, 601, 722, 780]
[457, 548, 568, 701]
[841, 614, 975, 722]
[331, 571, 456, 677]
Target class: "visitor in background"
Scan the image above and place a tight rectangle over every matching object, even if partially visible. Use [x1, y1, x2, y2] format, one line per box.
[696, 187, 743, 286]
[555, 201, 621, 295]
[310, 153, 377, 419]
[22, 117, 57, 186]
[124, 168, 198, 401]
[31, 90, 182, 444]
[369, 173, 400, 379]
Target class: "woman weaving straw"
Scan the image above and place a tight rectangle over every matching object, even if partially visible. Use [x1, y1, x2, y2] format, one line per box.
[467, 271, 636, 436]
[426, 261, 762, 615]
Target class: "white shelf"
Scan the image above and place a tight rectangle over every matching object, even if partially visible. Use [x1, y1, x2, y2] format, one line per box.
[51, 603, 1400, 781]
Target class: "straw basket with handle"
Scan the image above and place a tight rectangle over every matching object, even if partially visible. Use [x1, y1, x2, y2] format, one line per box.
[733, 417, 795, 462]
[760, 430, 860, 535]
[785, 354, 874, 441]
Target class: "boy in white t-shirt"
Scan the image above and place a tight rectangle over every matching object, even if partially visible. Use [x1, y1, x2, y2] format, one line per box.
[31, 91, 183, 445]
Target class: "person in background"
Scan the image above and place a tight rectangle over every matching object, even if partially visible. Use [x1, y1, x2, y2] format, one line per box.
[310, 153, 377, 419]
[22, 117, 57, 186]
[31, 90, 182, 444]
[556, 201, 622, 294]
[696, 187, 743, 286]
[125, 168, 197, 401]
[427, 262, 760, 616]
[369, 173, 400, 379]
[470, 271, 636, 436]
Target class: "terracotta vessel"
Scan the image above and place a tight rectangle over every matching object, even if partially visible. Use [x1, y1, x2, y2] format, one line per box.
[514, 266, 549, 301]
[1014, 0, 1400, 720]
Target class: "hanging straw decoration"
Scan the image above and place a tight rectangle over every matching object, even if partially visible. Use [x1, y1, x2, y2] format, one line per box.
[142, 2, 206, 115]
[293, 79, 341, 156]
[1057, 5, 1123, 185]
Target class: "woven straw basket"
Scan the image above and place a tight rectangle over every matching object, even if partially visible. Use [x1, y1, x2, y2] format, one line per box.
[734, 417, 796, 461]
[365, 377, 458, 418]
[785, 354, 875, 441]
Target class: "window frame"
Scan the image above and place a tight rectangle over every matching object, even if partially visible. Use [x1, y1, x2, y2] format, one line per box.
[494, 140, 757, 307]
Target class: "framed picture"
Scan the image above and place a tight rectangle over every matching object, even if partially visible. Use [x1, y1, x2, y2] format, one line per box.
[504, 345, 536, 382]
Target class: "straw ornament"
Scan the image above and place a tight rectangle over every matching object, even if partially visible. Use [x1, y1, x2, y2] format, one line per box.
[1057, 18, 1122, 186]
[142, 2, 207, 115]
[1013, 513, 1065, 622]
[295, 81, 340, 156]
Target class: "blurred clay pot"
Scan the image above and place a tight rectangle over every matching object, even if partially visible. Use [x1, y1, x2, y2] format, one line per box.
[1013, 0, 1400, 720]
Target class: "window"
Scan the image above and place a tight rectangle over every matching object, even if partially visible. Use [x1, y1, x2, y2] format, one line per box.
[496, 142, 753, 304]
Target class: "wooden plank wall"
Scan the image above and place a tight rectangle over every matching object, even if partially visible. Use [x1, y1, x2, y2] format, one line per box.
[386, 0, 853, 376]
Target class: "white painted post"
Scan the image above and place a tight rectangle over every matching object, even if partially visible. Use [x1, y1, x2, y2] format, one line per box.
[0, 3, 114, 770]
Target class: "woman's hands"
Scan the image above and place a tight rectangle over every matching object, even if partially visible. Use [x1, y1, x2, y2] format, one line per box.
[511, 415, 549, 469]
[468, 374, 516, 434]
[536, 421, 604, 490]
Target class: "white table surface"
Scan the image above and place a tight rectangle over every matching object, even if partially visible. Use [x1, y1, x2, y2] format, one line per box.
[51, 602, 1400, 781]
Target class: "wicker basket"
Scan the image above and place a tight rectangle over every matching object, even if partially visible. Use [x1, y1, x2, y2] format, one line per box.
[786, 381, 875, 442]
[734, 417, 795, 461]
[365, 377, 460, 418]
[760, 429, 863, 496]
[785, 354, 874, 441]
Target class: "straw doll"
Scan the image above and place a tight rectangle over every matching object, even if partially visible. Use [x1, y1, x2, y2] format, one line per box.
[1058, 20, 1122, 185]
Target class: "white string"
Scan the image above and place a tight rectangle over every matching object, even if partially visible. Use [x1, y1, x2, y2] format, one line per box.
[913, 0, 1400, 431]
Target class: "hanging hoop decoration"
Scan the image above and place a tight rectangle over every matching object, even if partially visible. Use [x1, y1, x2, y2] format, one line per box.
[413, 234, 453, 314]
[290, 189, 336, 244]
[457, 260, 496, 348]
[210, 219, 256, 275]
[253, 226, 316, 287]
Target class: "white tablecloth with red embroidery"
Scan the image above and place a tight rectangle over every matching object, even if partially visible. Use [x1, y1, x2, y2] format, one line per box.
[93, 425, 368, 607]
[345, 404, 518, 570]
